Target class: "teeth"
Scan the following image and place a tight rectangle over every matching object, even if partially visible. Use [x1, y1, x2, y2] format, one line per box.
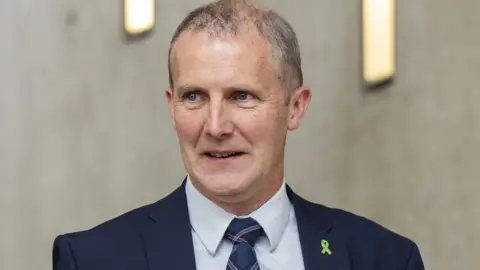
[209, 152, 237, 158]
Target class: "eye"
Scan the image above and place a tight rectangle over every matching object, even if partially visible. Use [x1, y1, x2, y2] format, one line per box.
[183, 91, 202, 102]
[234, 91, 253, 101]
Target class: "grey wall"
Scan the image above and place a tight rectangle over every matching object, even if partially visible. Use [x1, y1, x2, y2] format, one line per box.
[1, 0, 479, 269]
[344, 1, 480, 269]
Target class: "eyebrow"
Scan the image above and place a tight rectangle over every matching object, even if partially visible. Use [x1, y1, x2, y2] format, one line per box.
[175, 85, 206, 95]
[225, 85, 261, 93]
[176, 85, 262, 94]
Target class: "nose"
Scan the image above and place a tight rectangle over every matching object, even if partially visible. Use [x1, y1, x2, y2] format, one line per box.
[204, 98, 234, 139]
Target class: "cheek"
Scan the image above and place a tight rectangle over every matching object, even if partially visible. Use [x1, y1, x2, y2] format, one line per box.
[174, 110, 203, 144]
[235, 108, 286, 143]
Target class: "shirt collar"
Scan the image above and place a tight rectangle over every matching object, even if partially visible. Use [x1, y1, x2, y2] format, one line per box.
[185, 176, 291, 255]
[248, 181, 291, 252]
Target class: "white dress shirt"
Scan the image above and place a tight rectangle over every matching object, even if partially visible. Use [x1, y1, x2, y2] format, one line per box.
[185, 177, 305, 270]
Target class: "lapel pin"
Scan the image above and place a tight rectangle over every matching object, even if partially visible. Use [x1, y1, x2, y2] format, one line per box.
[321, 240, 332, 255]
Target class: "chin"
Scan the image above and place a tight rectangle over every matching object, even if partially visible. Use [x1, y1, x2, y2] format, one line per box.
[193, 171, 255, 198]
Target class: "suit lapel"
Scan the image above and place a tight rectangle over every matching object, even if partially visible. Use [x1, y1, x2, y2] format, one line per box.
[141, 181, 196, 270]
[287, 185, 351, 270]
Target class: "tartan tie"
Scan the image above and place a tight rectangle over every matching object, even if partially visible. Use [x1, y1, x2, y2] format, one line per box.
[224, 217, 263, 270]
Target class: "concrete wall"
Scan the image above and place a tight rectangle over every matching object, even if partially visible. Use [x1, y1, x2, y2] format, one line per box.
[343, 1, 480, 269]
[1, 0, 479, 269]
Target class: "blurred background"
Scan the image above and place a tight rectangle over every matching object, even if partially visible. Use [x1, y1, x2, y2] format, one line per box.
[1, 0, 479, 269]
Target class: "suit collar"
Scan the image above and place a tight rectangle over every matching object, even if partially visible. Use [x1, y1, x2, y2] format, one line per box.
[141, 179, 196, 270]
[287, 185, 350, 270]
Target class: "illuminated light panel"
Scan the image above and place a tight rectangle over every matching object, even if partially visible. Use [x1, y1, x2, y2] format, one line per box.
[125, 0, 155, 35]
[363, 0, 396, 85]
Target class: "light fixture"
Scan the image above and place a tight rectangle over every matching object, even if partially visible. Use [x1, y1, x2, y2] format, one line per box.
[362, 0, 396, 86]
[124, 0, 155, 35]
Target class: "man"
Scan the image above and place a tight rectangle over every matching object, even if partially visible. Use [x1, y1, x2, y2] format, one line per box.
[53, 0, 425, 269]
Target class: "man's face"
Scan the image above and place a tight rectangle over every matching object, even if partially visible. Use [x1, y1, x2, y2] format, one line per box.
[166, 29, 310, 205]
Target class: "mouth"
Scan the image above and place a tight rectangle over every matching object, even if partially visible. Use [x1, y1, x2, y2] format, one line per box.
[202, 151, 246, 160]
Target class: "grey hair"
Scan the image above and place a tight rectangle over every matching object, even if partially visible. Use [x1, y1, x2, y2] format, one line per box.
[167, 0, 303, 103]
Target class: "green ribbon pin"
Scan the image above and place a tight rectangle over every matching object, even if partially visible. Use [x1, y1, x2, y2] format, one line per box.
[321, 240, 332, 255]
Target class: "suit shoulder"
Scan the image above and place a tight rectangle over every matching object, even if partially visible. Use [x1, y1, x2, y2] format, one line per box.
[298, 198, 411, 242]
[299, 198, 419, 261]
[52, 185, 187, 269]
[316, 204, 421, 268]
[57, 184, 185, 244]
[331, 207, 415, 246]
[53, 201, 160, 269]
[57, 196, 167, 251]
[68, 202, 153, 238]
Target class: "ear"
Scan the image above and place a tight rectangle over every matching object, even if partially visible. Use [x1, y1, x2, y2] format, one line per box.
[165, 87, 176, 130]
[287, 85, 312, 131]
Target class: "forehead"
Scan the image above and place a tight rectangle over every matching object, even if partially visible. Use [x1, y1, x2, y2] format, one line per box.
[170, 29, 280, 88]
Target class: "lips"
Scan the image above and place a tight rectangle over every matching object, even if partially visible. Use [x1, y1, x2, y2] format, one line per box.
[203, 151, 245, 158]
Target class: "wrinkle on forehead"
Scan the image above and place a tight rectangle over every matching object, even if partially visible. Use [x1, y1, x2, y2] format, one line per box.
[170, 29, 280, 90]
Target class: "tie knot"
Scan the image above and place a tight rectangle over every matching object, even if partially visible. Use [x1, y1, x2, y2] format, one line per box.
[225, 218, 263, 246]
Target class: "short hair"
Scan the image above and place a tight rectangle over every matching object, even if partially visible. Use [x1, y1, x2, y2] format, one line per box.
[167, 0, 303, 103]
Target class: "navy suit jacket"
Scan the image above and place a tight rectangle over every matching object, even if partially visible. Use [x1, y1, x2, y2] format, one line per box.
[53, 181, 425, 270]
